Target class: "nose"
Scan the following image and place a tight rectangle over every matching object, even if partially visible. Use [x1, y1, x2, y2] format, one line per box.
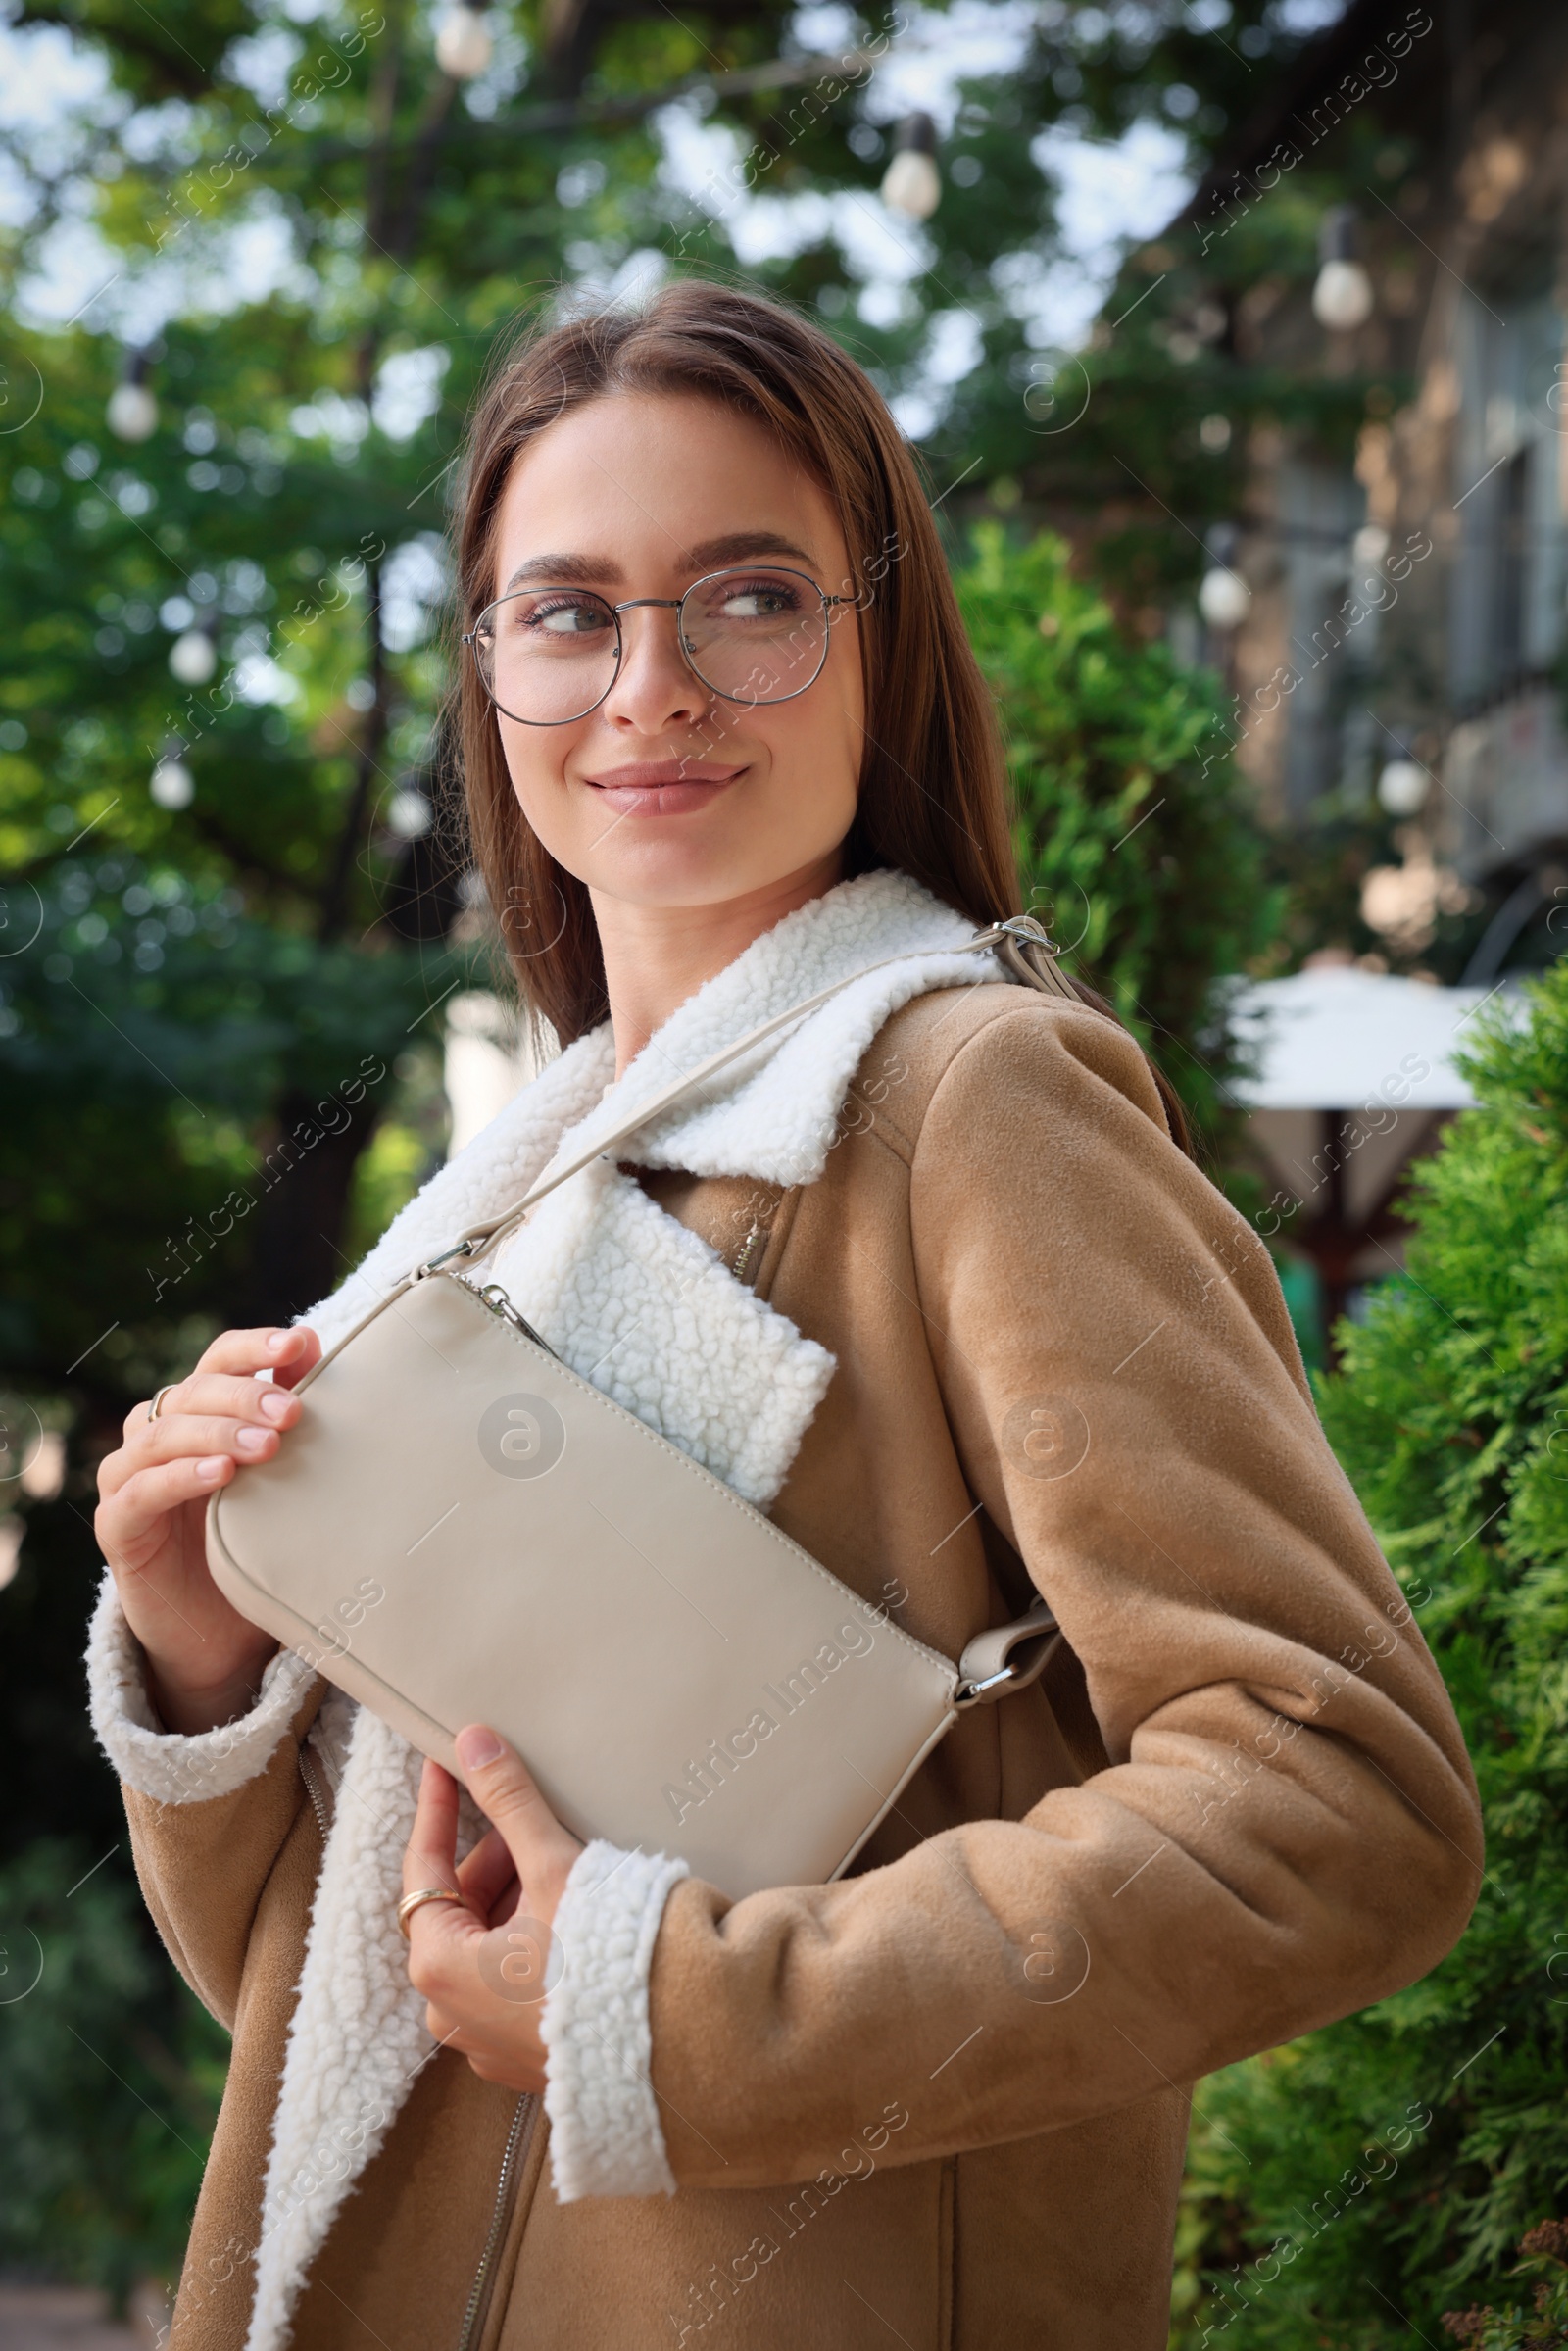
[600, 603, 714, 736]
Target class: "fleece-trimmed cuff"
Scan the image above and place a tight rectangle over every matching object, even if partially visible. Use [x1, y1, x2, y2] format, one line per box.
[540, 1838, 690, 2202]
[85, 1570, 318, 1807]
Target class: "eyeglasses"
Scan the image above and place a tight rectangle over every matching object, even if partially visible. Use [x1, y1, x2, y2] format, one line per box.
[464, 564, 853, 727]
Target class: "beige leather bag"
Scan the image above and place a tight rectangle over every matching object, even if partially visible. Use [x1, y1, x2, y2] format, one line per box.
[207, 919, 1068, 1897]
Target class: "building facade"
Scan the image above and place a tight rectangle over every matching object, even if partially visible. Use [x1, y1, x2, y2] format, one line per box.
[1188, 0, 1568, 983]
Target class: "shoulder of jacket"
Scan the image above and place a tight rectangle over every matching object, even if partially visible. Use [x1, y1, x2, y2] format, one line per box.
[852, 981, 1156, 1167]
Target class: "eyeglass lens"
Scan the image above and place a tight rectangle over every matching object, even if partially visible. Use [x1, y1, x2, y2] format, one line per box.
[472, 567, 830, 725]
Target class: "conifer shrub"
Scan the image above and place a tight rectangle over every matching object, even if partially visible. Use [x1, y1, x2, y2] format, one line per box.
[1172, 958, 1568, 2346]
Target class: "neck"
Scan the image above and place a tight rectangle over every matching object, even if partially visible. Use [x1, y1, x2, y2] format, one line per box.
[592, 853, 845, 1079]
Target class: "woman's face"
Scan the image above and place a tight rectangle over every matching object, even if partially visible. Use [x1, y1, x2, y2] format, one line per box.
[484, 391, 865, 918]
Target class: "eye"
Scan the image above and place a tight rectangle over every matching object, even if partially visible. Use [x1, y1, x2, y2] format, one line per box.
[503, 591, 613, 640]
[708, 575, 808, 624]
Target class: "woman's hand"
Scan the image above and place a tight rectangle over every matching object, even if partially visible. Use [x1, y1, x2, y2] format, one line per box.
[403, 1727, 585, 2095]
[95, 1325, 321, 1733]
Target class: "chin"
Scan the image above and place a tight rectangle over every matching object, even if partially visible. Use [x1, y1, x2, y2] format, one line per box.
[589, 851, 780, 909]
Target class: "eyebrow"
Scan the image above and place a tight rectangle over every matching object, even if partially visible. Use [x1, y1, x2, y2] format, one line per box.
[499, 530, 820, 598]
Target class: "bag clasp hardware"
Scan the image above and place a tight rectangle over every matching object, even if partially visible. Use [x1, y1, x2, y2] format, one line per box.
[415, 1239, 477, 1278]
[466, 1278, 559, 1357]
[474, 1280, 526, 1331]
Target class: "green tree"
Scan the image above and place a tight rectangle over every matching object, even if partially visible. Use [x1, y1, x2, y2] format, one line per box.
[1170, 959, 1568, 2348]
[956, 521, 1275, 1145]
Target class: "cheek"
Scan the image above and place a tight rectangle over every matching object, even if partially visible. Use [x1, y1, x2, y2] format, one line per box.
[497, 718, 569, 823]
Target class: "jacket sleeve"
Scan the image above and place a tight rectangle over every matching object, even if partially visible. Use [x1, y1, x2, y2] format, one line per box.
[86, 1571, 330, 2030]
[638, 1002, 1483, 2190]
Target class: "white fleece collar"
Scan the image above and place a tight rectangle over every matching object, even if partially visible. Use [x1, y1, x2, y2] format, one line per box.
[308, 867, 997, 1357]
[105, 869, 1004, 2351]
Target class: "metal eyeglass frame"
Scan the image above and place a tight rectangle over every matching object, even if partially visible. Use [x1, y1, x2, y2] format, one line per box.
[463, 563, 855, 727]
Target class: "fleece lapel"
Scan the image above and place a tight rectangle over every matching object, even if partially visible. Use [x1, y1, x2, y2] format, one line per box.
[488, 1155, 834, 1507]
[567, 866, 1001, 1185]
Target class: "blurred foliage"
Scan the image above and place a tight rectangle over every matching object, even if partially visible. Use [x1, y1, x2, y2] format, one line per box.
[1170, 958, 1568, 2347]
[0, 1837, 226, 2305]
[1, 854, 458, 1383]
[956, 522, 1279, 1146]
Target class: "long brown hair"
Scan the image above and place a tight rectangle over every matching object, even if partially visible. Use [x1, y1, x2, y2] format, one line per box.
[450, 279, 1193, 1156]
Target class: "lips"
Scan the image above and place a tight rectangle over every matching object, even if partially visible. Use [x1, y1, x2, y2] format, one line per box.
[583, 759, 746, 816]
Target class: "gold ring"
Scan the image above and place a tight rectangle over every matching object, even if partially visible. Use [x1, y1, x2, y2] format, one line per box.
[147, 1385, 179, 1423]
[397, 1886, 467, 1940]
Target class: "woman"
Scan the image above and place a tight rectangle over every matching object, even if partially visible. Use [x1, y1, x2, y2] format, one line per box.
[91, 281, 1481, 2351]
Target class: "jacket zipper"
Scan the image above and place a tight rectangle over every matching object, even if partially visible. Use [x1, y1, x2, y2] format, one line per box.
[456, 2092, 537, 2351]
[302, 1697, 531, 2350]
[730, 1218, 764, 1284]
[297, 1745, 330, 1840]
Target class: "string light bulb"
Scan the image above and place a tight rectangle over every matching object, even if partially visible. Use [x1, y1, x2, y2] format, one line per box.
[881, 114, 941, 219]
[1377, 757, 1429, 815]
[150, 756, 194, 809]
[1198, 526, 1251, 630]
[107, 349, 158, 442]
[1312, 206, 1374, 332]
[435, 6, 492, 78]
[169, 627, 218, 685]
[1199, 565, 1251, 629]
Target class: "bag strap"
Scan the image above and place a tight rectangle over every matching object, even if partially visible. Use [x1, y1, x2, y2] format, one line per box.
[420, 914, 1074, 1278]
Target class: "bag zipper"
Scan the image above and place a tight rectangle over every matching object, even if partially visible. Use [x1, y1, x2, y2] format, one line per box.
[456, 2091, 537, 2351]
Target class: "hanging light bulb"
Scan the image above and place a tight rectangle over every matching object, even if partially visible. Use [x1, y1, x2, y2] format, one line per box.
[1198, 523, 1251, 630]
[435, 5, 493, 78]
[169, 626, 218, 685]
[881, 114, 941, 220]
[1199, 565, 1251, 629]
[1312, 206, 1374, 333]
[150, 755, 195, 809]
[107, 349, 158, 443]
[1377, 756, 1429, 815]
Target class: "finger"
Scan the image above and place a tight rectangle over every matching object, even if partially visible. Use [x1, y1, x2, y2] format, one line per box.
[126, 1414, 287, 1473]
[97, 1455, 237, 1557]
[403, 1757, 463, 1902]
[165, 1372, 304, 1430]
[452, 1727, 583, 1902]
[100, 1416, 261, 1501]
[422, 2005, 544, 2094]
[193, 1326, 322, 1384]
[456, 1827, 520, 1923]
[117, 1368, 305, 1471]
[271, 1327, 322, 1393]
[102, 1410, 248, 1504]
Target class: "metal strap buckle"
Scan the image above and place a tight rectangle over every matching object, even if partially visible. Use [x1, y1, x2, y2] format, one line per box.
[995, 914, 1061, 956]
[415, 1238, 476, 1278]
[956, 1663, 1020, 1706]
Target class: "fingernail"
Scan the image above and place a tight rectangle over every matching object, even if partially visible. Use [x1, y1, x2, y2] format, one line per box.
[235, 1426, 270, 1454]
[259, 1390, 291, 1423]
[267, 1331, 290, 1353]
[197, 1456, 227, 1482]
[456, 1725, 505, 1771]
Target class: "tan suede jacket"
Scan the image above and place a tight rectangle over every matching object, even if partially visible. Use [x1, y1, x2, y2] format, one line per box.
[116, 983, 1482, 2351]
